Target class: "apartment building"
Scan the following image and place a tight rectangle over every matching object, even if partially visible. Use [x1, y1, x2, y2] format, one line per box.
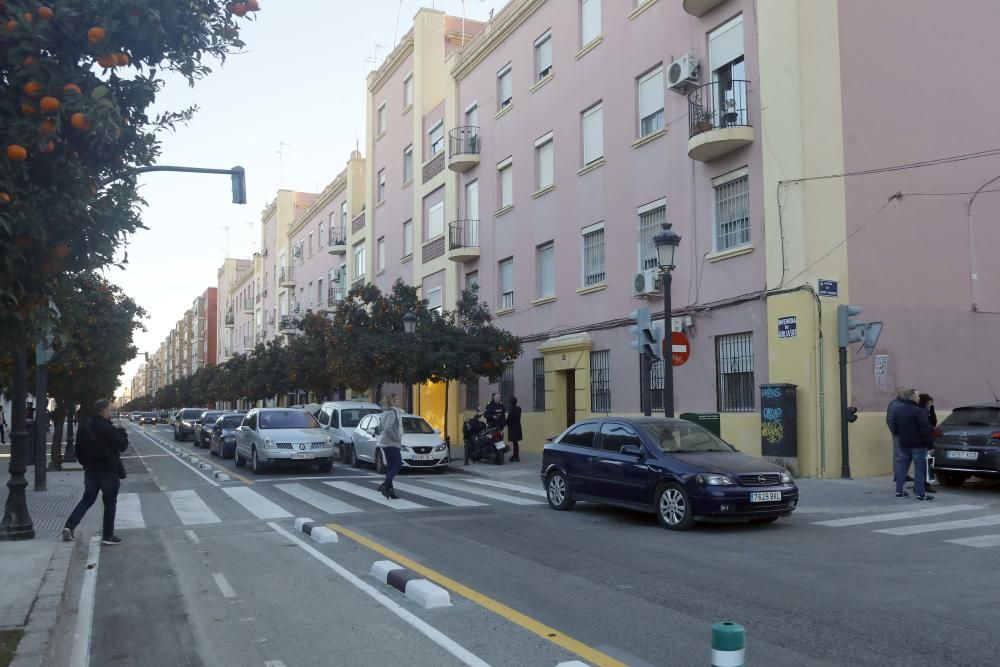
[217, 258, 253, 363]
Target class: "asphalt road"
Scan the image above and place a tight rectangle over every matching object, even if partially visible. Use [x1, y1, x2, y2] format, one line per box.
[52, 422, 1000, 666]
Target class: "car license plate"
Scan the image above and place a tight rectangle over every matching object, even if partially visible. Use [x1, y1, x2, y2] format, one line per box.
[411, 454, 434, 461]
[292, 452, 314, 460]
[750, 491, 782, 503]
[493, 441, 506, 450]
[947, 450, 978, 460]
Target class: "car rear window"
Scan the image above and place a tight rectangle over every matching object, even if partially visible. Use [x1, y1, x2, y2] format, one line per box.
[203, 412, 224, 421]
[181, 409, 203, 419]
[941, 407, 1000, 427]
[259, 410, 320, 430]
[220, 415, 244, 428]
[341, 408, 380, 428]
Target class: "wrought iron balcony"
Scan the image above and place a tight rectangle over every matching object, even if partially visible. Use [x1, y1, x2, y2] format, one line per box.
[448, 220, 480, 263]
[224, 310, 234, 327]
[447, 127, 480, 173]
[687, 80, 754, 162]
[328, 225, 347, 255]
[278, 315, 295, 334]
[327, 287, 345, 307]
[279, 266, 295, 287]
[682, 0, 726, 16]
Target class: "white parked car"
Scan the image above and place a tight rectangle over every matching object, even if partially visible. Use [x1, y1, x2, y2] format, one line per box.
[317, 400, 382, 463]
[234, 408, 337, 474]
[350, 412, 449, 472]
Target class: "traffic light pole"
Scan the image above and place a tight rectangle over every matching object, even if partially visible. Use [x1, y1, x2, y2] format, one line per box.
[640, 352, 652, 417]
[839, 345, 851, 479]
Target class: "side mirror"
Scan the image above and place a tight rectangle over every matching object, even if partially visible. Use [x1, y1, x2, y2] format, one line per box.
[620, 445, 644, 458]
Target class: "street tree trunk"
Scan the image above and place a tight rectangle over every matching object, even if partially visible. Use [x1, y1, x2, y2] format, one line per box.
[49, 402, 66, 471]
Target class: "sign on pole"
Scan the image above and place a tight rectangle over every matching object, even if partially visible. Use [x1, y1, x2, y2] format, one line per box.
[669, 331, 690, 367]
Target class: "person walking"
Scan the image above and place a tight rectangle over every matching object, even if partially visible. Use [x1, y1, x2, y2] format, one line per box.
[63, 399, 129, 545]
[0, 405, 7, 444]
[484, 393, 506, 429]
[894, 388, 935, 501]
[506, 396, 522, 463]
[377, 397, 404, 500]
[885, 388, 913, 483]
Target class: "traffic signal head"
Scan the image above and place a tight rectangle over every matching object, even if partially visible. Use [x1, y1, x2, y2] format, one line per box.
[231, 166, 247, 205]
[837, 304, 865, 347]
[628, 307, 663, 359]
[847, 406, 858, 423]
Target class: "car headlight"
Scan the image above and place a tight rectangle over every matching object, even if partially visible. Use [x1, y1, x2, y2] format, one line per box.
[264, 438, 275, 449]
[696, 473, 736, 486]
[434, 444, 447, 452]
[223, 436, 235, 443]
[780, 471, 793, 484]
[400, 445, 410, 452]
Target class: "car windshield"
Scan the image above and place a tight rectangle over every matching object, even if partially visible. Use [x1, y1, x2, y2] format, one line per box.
[202, 412, 224, 421]
[638, 421, 735, 453]
[941, 407, 1000, 427]
[402, 417, 434, 434]
[220, 415, 244, 428]
[259, 410, 319, 430]
[181, 409, 203, 420]
[341, 408, 380, 428]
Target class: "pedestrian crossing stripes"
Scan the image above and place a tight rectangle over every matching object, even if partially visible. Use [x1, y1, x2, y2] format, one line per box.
[812, 503, 1000, 549]
[811, 504, 984, 527]
[462, 478, 548, 498]
[388, 481, 487, 507]
[424, 479, 545, 506]
[874, 514, 1000, 536]
[167, 489, 221, 525]
[324, 481, 427, 510]
[222, 487, 293, 519]
[274, 483, 362, 515]
[945, 534, 1000, 548]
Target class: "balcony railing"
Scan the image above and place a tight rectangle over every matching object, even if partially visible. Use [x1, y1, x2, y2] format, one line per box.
[687, 79, 754, 161]
[278, 315, 295, 333]
[224, 310, 234, 327]
[327, 287, 345, 307]
[447, 126, 481, 173]
[279, 266, 295, 286]
[328, 225, 347, 255]
[447, 219, 480, 262]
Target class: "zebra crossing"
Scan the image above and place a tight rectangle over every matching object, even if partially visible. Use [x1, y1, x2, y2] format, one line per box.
[112, 476, 543, 531]
[812, 502, 1000, 549]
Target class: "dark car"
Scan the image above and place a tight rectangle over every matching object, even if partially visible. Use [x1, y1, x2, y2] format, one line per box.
[137, 412, 157, 425]
[194, 410, 228, 448]
[173, 408, 205, 442]
[931, 402, 1000, 487]
[541, 417, 798, 530]
[209, 413, 247, 459]
[157, 411, 169, 424]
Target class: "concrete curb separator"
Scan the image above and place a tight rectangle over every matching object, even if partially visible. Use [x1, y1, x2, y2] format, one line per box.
[368, 559, 451, 609]
[9, 542, 75, 667]
[293, 517, 338, 544]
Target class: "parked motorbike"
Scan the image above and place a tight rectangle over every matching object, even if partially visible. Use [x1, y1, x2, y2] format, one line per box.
[462, 412, 509, 465]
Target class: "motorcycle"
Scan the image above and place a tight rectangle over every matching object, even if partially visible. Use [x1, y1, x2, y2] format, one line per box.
[462, 412, 509, 465]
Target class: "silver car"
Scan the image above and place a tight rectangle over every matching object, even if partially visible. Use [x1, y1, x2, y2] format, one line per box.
[317, 400, 382, 462]
[350, 412, 449, 472]
[234, 408, 337, 475]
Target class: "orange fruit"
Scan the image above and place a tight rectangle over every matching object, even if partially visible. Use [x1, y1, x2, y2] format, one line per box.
[38, 6, 53, 20]
[23, 81, 43, 96]
[97, 54, 115, 68]
[0, 193, 11, 204]
[23, 12, 32, 24]
[41, 141, 55, 154]
[7, 144, 28, 161]
[40, 120, 56, 135]
[113, 52, 129, 67]
[87, 26, 106, 43]
[21, 102, 38, 116]
[63, 83, 82, 96]
[70, 112, 93, 130]
[39, 96, 59, 112]
[5, 19, 16, 32]
[53, 245, 70, 258]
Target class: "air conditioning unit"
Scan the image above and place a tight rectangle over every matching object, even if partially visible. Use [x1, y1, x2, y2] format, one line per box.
[667, 54, 699, 93]
[632, 269, 660, 297]
[292, 246, 302, 258]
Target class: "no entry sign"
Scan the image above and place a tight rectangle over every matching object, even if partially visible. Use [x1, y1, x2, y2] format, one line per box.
[669, 331, 690, 367]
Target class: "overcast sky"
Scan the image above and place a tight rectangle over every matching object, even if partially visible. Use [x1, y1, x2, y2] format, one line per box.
[113, 0, 510, 395]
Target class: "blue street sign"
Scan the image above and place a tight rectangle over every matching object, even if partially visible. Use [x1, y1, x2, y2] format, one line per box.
[818, 279, 838, 297]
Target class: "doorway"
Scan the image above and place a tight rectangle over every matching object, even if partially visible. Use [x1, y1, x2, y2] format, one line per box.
[564, 370, 576, 429]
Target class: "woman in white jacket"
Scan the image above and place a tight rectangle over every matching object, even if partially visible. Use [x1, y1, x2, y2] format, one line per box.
[377, 397, 404, 500]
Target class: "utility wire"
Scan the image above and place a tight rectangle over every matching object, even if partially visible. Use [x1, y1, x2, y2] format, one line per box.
[781, 147, 1000, 184]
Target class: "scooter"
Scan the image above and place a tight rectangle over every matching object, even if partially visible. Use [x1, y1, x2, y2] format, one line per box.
[462, 412, 509, 465]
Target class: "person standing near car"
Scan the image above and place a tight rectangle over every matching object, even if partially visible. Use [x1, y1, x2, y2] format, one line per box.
[918, 393, 938, 492]
[63, 399, 130, 545]
[506, 396, 522, 463]
[886, 387, 913, 483]
[485, 393, 506, 429]
[894, 388, 935, 501]
[377, 396, 403, 500]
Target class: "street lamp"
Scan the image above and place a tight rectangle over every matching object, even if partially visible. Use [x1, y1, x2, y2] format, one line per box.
[402, 311, 418, 413]
[653, 223, 682, 418]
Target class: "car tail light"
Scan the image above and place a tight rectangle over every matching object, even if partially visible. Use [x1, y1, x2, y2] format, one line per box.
[989, 431, 1000, 441]
[932, 428, 943, 439]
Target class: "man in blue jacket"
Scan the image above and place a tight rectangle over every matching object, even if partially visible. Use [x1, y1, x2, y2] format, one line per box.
[894, 388, 934, 501]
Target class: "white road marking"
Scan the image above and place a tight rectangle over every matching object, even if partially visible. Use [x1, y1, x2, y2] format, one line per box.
[324, 482, 427, 510]
[254, 474, 381, 483]
[264, 660, 287, 667]
[69, 536, 101, 667]
[388, 481, 487, 507]
[167, 490, 221, 525]
[460, 478, 547, 497]
[875, 514, 1000, 535]
[185, 529, 200, 545]
[115, 493, 145, 530]
[133, 429, 220, 487]
[212, 572, 237, 599]
[222, 487, 293, 519]
[268, 523, 489, 667]
[424, 479, 544, 505]
[275, 483, 362, 515]
[812, 504, 984, 527]
[945, 534, 1000, 548]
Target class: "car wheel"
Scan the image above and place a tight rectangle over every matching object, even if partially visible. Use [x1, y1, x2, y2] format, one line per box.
[375, 449, 386, 474]
[318, 462, 333, 473]
[656, 483, 695, 531]
[935, 470, 968, 487]
[251, 448, 264, 474]
[350, 444, 361, 468]
[234, 450, 246, 468]
[340, 443, 351, 464]
[172, 430, 178, 441]
[546, 471, 574, 511]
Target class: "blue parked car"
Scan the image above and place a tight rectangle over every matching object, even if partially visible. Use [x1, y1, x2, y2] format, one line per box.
[541, 417, 798, 530]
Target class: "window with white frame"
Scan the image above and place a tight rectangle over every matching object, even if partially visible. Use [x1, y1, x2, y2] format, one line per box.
[535, 30, 552, 80]
[377, 168, 386, 203]
[581, 223, 605, 287]
[465, 103, 478, 129]
[377, 236, 386, 272]
[535, 132, 554, 190]
[580, 0, 601, 46]
[429, 121, 444, 156]
[498, 258, 514, 309]
[403, 73, 413, 108]
[427, 202, 444, 240]
[497, 158, 513, 209]
[582, 102, 603, 165]
[307, 282, 313, 307]
[426, 287, 443, 314]
[377, 101, 387, 135]
[713, 171, 750, 251]
[403, 145, 413, 183]
[536, 242, 555, 299]
[709, 15, 746, 128]
[638, 198, 666, 271]
[402, 220, 413, 257]
[353, 242, 366, 279]
[308, 231, 314, 256]
[497, 63, 512, 110]
[637, 65, 665, 137]
[716, 332, 754, 412]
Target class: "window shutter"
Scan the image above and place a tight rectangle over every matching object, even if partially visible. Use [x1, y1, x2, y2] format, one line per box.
[709, 16, 744, 72]
[581, 0, 600, 45]
[498, 68, 512, 103]
[638, 67, 664, 121]
[583, 105, 603, 164]
[500, 166, 513, 207]
[536, 35, 552, 76]
[538, 141, 554, 188]
[428, 203, 444, 239]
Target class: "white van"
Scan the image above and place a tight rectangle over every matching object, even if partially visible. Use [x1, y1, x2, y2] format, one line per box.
[317, 400, 383, 462]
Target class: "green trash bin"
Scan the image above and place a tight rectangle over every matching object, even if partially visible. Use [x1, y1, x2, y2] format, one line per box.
[679, 412, 721, 437]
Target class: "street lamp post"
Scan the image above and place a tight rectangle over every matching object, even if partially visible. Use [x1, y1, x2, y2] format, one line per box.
[653, 224, 682, 419]
[402, 311, 418, 414]
[0, 349, 34, 540]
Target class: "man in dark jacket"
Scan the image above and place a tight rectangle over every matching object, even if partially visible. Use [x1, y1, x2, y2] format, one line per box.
[885, 388, 913, 483]
[894, 389, 934, 501]
[484, 393, 505, 429]
[63, 399, 129, 545]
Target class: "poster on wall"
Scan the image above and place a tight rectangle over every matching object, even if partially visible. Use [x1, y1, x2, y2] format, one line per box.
[777, 316, 797, 339]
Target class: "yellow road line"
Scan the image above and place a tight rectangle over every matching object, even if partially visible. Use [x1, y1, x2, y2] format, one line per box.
[328, 522, 627, 667]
